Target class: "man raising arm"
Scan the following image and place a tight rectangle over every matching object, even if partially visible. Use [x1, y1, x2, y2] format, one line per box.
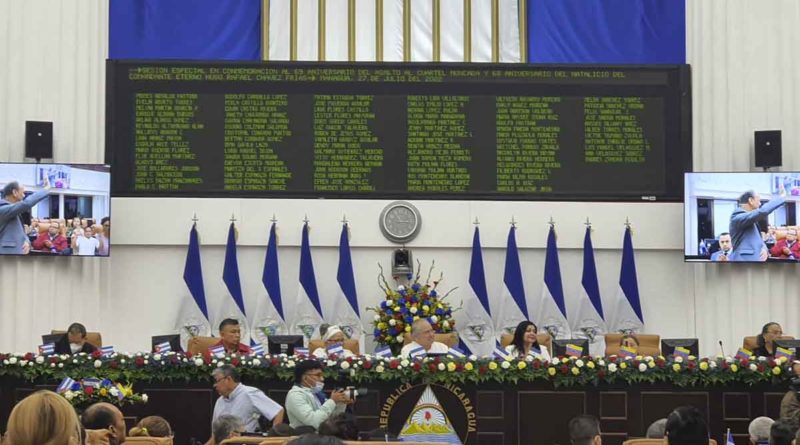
[0, 176, 50, 255]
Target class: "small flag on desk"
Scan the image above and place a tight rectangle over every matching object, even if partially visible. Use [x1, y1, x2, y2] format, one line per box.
[492, 346, 511, 361]
[566, 343, 584, 358]
[327, 342, 345, 356]
[673, 347, 691, 359]
[726, 428, 734, 445]
[208, 345, 225, 356]
[776, 347, 794, 361]
[409, 346, 426, 359]
[447, 347, 466, 359]
[38, 343, 55, 355]
[618, 345, 637, 359]
[294, 347, 309, 357]
[251, 343, 265, 356]
[155, 341, 172, 353]
[83, 378, 102, 388]
[56, 377, 75, 393]
[528, 347, 543, 359]
[101, 346, 115, 357]
[374, 345, 392, 358]
[735, 348, 753, 360]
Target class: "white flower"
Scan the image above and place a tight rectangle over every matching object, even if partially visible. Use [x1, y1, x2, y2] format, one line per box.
[110, 388, 120, 397]
[749, 363, 758, 371]
[20, 360, 28, 367]
[286, 360, 296, 368]
[35, 356, 45, 364]
[28, 361, 34, 367]
[389, 319, 397, 326]
[340, 361, 351, 370]
[608, 363, 618, 373]
[501, 361, 510, 369]
[72, 359, 78, 364]
[758, 356, 767, 362]
[397, 285, 406, 291]
[598, 359, 606, 367]
[143, 360, 149, 365]
[194, 358, 204, 366]
[9, 357, 17, 365]
[396, 334, 404, 343]
[430, 316, 439, 323]
[64, 391, 74, 401]
[153, 354, 162, 361]
[674, 356, 683, 364]
[725, 357, 733, 363]
[468, 355, 477, 361]
[120, 359, 126, 364]
[94, 360, 102, 368]
[442, 321, 450, 329]
[376, 365, 385, 373]
[437, 363, 446, 371]
[709, 361, 717, 369]
[644, 356, 654, 362]
[252, 358, 261, 366]
[327, 360, 336, 366]
[401, 359, 410, 367]
[216, 361, 225, 368]
[50, 363, 56, 368]
[575, 359, 585, 368]
[141, 394, 149, 403]
[638, 363, 647, 372]
[2, 360, 8, 365]
[410, 307, 418, 314]
[374, 315, 381, 322]
[58, 363, 63, 368]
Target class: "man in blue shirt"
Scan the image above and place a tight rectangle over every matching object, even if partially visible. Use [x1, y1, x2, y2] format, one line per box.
[210, 365, 284, 434]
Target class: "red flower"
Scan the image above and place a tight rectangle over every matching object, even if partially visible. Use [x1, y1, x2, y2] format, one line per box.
[363, 361, 373, 370]
[597, 370, 606, 379]
[428, 363, 437, 372]
[231, 358, 240, 367]
[135, 357, 145, 367]
[532, 360, 541, 369]
[389, 360, 399, 369]
[757, 364, 765, 372]
[687, 362, 696, 370]
[456, 363, 463, 372]
[741, 359, 750, 367]
[768, 359, 777, 367]
[656, 359, 666, 368]
[413, 363, 421, 372]
[84, 386, 94, 395]
[271, 358, 280, 366]
[204, 356, 213, 365]
[608, 356, 618, 362]
[109, 361, 119, 369]
[560, 365, 569, 375]
[23, 353, 33, 361]
[478, 366, 487, 375]
[49, 357, 59, 364]
[92, 350, 102, 359]
[170, 356, 178, 364]
[721, 361, 729, 369]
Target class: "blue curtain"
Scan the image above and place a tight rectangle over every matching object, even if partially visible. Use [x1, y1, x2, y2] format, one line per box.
[110, 0, 261, 60]
[527, 0, 685, 64]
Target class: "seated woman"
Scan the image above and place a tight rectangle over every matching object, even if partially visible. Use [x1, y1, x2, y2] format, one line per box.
[504, 321, 551, 362]
[4, 390, 82, 445]
[753, 322, 783, 357]
[313, 325, 355, 359]
[129, 415, 173, 438]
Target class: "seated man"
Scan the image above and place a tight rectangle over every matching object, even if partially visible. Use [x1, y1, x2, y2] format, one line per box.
[81, 402, 127, 445]
[285, 360, 351, 430]
[780, 362, 800, 422]
[32, 221, 68, 253]
[646, 418, 667, 439]
[211, 415, 244, 445]
[665, 405, 708, 445]
[55, 322, 98, 355]
[711, 232, 733, 262]
[211, 365, 284, 434]
[748, 416, 773, 445]
[568, 414, 602, 445]
[770, 419, 798, 445]
[213, 318, 251, 354]
[312, 325, 355, 359]
[771, 228, 800, 259]
[399, 319, 449, 358]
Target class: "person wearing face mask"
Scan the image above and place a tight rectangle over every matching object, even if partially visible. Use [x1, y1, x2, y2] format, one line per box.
[208, 365, 284, 442]
[285, 360, 351, 430]
[0, 176, 51, 255]
[55, 322, 98, 355]
[312, 325, 355, 359]
[780, 362, 800, 423]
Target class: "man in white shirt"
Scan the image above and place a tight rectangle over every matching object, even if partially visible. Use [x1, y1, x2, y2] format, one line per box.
[400, 319, 449, 358]
[73, 225, 100, 256]
[210, 365, 284, 436]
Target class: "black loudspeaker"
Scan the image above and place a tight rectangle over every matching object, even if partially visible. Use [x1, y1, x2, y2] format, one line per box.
[25, 121, 53, 159]
[755, 130, 782, 168]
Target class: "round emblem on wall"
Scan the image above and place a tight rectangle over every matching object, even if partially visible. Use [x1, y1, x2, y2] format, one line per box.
[379, 201, 422, 244]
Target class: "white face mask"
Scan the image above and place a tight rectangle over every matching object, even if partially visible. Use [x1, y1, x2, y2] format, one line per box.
[70, 343, 82, 353]
[313, 381, 325, 393]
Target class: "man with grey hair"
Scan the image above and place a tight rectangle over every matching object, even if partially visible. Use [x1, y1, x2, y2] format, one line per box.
[212, 415, 244, 445]
[399, 319, 449, 358]
[0, 176, 50, 255]
[210, 365, 284, 436]
[646, 418, 667, 438]
[748, 416, 773, 445]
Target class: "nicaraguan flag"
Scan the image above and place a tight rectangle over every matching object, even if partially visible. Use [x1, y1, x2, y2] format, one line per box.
[409, 346, 426, 359]
[56, 377, 75, 393]
[209, 344, 225, 355]
[495, 226, 529, 337]
[332, 223, 363, 350]
[607, 226, 645, 334]
[374, 345, 393, 358]
[571, 226, 606, 356]
[327, 342, 345, 356]
[447, 347, 466, 359]
[101, 346, 115, 357]
[294, 347, 309, 357]
[177, 223, 211, 351]
[291, 222, 323, 345]
[155, 341, 172, 353]
[456, 227, 496, 358]
[38, 343, 55, 355]
[538, 226, 571, 340]
[251, 222, 288, 347]
[218, 222, 250, 344]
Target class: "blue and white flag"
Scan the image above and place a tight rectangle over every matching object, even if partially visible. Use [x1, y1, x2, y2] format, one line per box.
[492, 346, 511, 361]
[155, 341, 172, 353]
[218, 222, 250, 344]
[607, 226, 645, 333]
[374, 345, 393, 358]
[177, 222, 212, 351]
[726, 429, 735, 445]
[327, 342, 345, 356]
[332, 223, 363, 350]
[82, 378, 102, 388]
[290, 222, 323, 345]
[537, 226, 571, 340]
[100, 346, 115, 357]
[56, 377, 75, 393]
[447, 347, 466, 359]
[456, 227, 496, 358]
[250, 343, 265, 356]
[294, 347, 309, 357]
[409, 346, 426, 359]
[251, 222, 288, 347]
[38, 343, 55, 355]
[208, 344, 225, 355]
[495, 226, 529, 338]
[571, 227, 606, 356]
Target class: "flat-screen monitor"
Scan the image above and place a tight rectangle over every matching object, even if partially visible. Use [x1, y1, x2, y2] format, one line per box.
[41, 333, 68, 353]
[0, 163, 111, 257]
[684, 172, 799, 263]
[267, 335, 304, 355]
[151, 334, 183, 353]
[774, 339, 800, 357]
[552, 339, 590, 357]
[661, 338, 699, 357]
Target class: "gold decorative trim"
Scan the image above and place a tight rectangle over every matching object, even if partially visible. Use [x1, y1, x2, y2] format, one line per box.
[318, 0, 326, 61]
[376, 0, 383, 61]
[491, 0, 499, 62]
[403, 0, 411, 62]
[290, 0, 298, 61]
[349, 0, 356, 61]
[432, 0, 440, 62]
[261, 0, 270, 61]
[518, 0, 527, 63]
[463, 0, 471, 62]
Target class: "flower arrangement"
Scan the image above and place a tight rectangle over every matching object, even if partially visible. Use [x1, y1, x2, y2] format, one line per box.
[57, 377, 148, 408]
[369, 262, 457, 353]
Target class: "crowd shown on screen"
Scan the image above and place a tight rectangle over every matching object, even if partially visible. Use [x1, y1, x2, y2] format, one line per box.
[23, 216, 110, 256]
[708, 224, 800, 262]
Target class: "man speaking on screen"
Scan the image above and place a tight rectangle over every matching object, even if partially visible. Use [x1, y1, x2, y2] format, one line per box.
[0, 175, 50, 255]
[729, 186, 786, 262]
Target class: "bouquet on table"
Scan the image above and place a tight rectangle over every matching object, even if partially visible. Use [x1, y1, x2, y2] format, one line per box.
[55, 376, 148, 408]
[369, 261, 457, 355]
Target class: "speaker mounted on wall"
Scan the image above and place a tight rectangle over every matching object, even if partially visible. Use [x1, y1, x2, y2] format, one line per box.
[754, 130, 782, 169]
[25, 121, 53, 160]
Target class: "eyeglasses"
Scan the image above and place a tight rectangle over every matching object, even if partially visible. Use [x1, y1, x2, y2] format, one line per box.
[214, 376, 228, 384]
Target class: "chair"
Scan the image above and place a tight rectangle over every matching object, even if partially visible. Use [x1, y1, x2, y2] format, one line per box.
[124, 437, 173, 445]
[308, 338, 360, 355]
[402, 332, 458, 348]
[499, 333, 553, 352]
[743, 335, 795, 352]
[622, 440, 716, 445]
[51, 330, 102, 348]
[604, 334, 661, 357]
[222, 437, 291, 445]
[187, 336, 220, 356]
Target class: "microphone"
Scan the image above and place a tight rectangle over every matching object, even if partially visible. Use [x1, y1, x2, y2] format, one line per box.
[718, 340, 726, 357]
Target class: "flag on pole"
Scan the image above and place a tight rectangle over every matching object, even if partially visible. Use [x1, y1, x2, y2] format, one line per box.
[291, 222, 323, 344]
[176, 222, 211, 351]
[495, 226, 529, 338]
[537, 225, 571, 340]
[571, 226, 606, 355]
[608, 226, 645, 333]
[217, 222, 250, 344]
[456, 226, 496, 357]
[332, 223, 363, 350]
[726, 429, 734, 445]
[251, 222, 288, 347]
